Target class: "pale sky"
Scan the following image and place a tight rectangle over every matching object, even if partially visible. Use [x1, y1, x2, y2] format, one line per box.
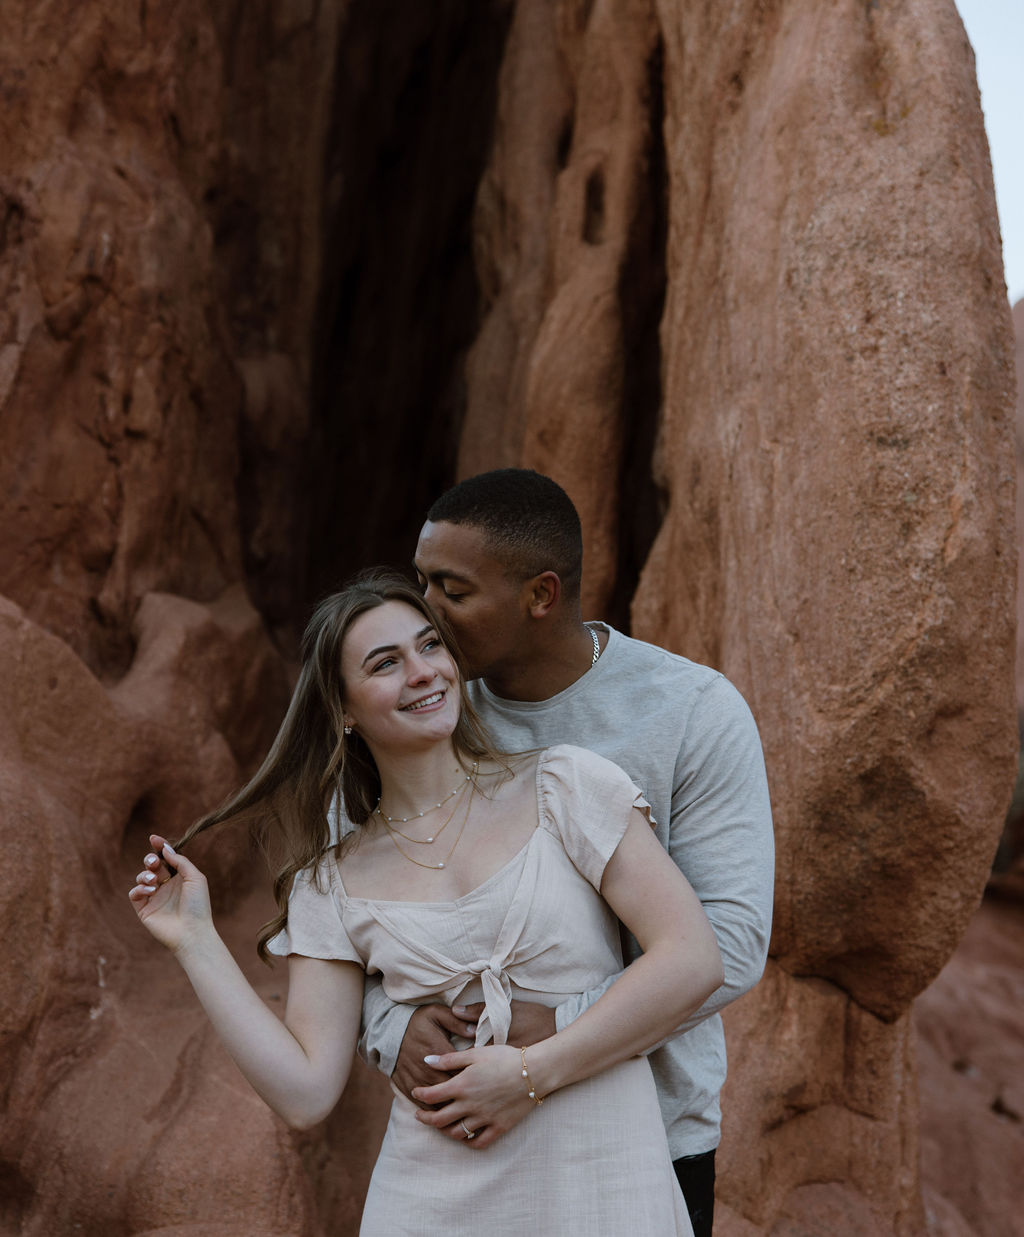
[956, 0, 1024, 306]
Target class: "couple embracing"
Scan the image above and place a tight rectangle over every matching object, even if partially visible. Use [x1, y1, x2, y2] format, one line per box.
[131, 469, 774, 1236]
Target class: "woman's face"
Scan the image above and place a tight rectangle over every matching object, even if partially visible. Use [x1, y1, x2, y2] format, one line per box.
[340, 600, 461, 756]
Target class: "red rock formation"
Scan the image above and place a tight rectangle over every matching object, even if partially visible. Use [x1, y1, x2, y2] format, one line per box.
[0, 2, 1016, 1235]
[459, 1, 1016, 1232]
[915, 896, 1024, 1237]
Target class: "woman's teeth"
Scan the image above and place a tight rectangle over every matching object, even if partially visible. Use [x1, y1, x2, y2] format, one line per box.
[402, 691, 443, 711]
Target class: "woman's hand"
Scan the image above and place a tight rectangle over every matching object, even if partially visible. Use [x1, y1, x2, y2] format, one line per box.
[128, 833, 214, 955]
[410, 1044, 541, 1148]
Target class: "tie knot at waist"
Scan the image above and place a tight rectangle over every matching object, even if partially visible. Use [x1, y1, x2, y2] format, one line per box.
[466, 961, 512, 1046]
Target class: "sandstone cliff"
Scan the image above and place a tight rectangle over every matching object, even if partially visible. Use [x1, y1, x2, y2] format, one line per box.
[0, 2, 1015, 1235]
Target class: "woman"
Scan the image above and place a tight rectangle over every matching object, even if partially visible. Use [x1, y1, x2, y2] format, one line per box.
[130, 571, 723, 1235]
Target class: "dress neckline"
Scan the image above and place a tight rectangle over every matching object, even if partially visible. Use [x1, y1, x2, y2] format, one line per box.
[335, 826, 544, 908]
[333, 747, 561, 907]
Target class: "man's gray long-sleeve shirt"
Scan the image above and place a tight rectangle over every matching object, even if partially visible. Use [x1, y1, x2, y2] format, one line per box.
[358, 623, 774, 1157]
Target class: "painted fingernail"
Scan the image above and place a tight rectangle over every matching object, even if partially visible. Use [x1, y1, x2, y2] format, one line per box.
[142, 873, 156, 884]
[163, 843, 177, 857]
[452, 1005, 468, 1015]
[423, 1055, 441, 1066]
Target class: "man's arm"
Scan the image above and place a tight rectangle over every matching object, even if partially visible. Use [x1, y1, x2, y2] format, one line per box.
[552, 674, 773, 1039]
[358, 974, 416, 1076]
[359, 975, 479, 1102]
[661, 673, 774, 1023]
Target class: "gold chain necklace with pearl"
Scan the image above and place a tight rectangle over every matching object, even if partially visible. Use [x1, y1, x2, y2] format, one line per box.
[375, 767, 475, 845]
[381, 776, 476, 870]
[376, 763, 476, 826]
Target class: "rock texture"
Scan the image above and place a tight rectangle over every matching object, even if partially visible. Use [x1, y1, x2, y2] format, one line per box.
[0, 6, 389, 1236]
[997, 297, 1024, 897]
[915, 896, 1024, 1237]
[458, 0, 1017, 1232]
[0, 1, 1017, 1236]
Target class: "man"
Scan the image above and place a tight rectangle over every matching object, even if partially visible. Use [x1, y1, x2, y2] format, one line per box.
[359, 469, 774, 1236]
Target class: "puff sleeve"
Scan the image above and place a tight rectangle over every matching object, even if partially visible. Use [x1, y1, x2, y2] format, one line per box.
[265, 859, 363, 964]
[536, 744, 655, 889]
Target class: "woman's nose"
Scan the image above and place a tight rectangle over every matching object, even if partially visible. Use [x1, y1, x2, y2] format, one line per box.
[406, 652, 435, 683]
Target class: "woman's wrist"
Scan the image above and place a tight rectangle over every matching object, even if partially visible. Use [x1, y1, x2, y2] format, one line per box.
[172, 921, 222, 967]
[518, 1038, 560, 1102]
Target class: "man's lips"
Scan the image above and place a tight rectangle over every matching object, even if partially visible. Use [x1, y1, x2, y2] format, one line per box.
[400, 690, 445, 712]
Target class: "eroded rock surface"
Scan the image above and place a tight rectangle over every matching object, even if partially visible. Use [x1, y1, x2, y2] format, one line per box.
[461, 1, 1017, 1232]
[915, 896, 1024, 1237]
[0, 1, 1016, 1235]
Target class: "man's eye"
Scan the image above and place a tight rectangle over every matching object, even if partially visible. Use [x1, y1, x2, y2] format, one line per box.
[443, 590, 465, 601]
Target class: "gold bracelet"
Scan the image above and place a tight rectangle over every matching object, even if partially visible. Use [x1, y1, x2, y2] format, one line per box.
[520, 1046, 543, 1105]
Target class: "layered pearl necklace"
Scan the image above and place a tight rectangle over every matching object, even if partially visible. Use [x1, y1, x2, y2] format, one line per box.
[378, 774, 477, 871]
[375, 763, 476, 831]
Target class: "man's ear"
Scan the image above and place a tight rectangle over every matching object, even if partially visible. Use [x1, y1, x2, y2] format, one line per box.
[524, 571, 561, 618]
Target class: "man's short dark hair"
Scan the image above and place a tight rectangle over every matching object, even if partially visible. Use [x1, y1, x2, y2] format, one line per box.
[427, 469, 583, 597]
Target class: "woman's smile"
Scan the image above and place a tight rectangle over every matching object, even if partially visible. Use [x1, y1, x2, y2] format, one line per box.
[401, 689, 447, 712]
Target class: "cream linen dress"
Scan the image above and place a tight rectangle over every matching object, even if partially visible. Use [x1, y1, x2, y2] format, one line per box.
[269, 744, 691, 1236]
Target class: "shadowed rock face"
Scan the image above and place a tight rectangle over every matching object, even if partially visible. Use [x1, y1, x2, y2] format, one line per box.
[0, 2, 1015, 1235]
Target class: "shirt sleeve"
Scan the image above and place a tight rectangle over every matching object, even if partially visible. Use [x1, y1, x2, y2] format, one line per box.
[357, 975, 417, 1076]
[555, 674, 773, 1041]
[265, 860, 363, 964]
[663, 673, 774, 1020]
[537, 744, 655, 889]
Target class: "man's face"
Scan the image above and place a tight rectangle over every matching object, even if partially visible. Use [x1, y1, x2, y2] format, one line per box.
[413, 520, 528, 680]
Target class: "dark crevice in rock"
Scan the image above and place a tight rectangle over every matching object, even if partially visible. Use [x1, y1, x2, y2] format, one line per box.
[0, 1161, 35, 1230]
[609, 35, 668, 634]
[583, 166, 605, 244]
[302, 0, 514, 618]
[556, 112, 575, 169]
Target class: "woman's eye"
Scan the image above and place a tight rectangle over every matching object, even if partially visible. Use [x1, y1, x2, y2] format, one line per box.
[372, 657, 396, 672]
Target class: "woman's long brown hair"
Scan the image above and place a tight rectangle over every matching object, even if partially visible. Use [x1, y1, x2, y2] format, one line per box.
[175, 569, 504, 959]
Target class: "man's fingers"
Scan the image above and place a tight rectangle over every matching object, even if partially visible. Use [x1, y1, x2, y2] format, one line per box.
[391, 1004, 477, 1107]
[429, 1006, 477, 1039]
[412, 1092, 455, 1118]
[452, 1002, 484, 1021]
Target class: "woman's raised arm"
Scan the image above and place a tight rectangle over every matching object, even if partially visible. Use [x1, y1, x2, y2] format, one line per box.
[130, 836, 363, 1129]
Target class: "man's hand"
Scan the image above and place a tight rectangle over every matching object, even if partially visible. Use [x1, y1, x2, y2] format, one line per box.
[457, 999, 556, 1047]
[391, 1004, 477, 1106]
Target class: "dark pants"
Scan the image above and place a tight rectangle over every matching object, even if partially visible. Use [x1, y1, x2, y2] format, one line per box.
[673, 1149, 716, 1237]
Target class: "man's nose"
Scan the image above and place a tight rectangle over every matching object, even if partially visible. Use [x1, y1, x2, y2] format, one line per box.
[423, 584, 449, 618]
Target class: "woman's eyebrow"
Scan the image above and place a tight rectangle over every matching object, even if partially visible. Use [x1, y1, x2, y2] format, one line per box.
[361, 625, 435, 666]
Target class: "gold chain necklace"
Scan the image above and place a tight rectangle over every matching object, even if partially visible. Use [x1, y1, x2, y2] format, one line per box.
[375, 768, 474, 844]
[381, 777, 476, 870]
[376, 764, 473, 824]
